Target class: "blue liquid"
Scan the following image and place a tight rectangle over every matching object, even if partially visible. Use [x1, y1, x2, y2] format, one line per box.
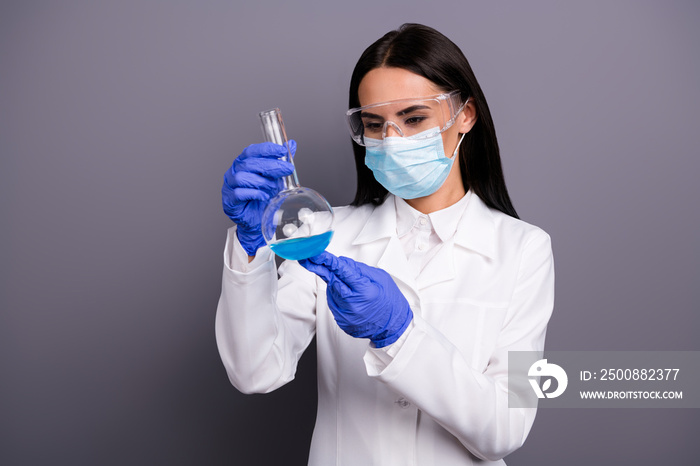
[269, 231, 334, 261]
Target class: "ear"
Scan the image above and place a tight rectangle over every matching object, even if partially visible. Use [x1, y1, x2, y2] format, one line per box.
[456, 99, 477, 134]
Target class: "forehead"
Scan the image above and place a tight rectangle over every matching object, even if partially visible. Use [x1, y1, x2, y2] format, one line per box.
[358, 67, 443, 107]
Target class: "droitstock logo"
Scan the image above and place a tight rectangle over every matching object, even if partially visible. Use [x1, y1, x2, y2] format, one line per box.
[528, 359, 568, 399]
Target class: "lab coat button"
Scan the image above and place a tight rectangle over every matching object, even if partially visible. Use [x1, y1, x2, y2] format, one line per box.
[395, 397, 411, 409]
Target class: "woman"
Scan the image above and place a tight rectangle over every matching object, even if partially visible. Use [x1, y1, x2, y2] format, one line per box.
[217, 23, 554, 465]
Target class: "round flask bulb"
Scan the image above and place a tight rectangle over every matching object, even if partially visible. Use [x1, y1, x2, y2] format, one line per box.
[261, 187, 334, 261]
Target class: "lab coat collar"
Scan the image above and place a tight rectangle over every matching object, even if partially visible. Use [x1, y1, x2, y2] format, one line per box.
[394, 196, 424, 239]
[351, 196, 397, 245]
[428, 192, 471, 243]
[453, 191, 498, 260]
[352, 192, 498, 260]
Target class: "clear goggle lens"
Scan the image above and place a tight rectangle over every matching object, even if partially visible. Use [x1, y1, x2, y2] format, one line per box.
[346, 91, 466, 147]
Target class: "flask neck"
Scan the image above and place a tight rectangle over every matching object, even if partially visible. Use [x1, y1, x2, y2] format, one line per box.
[259, 108, 300, 189]
[281, 165, 299, 191]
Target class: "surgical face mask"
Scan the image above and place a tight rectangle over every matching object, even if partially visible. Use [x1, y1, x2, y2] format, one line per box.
[364, 128, 466, 199]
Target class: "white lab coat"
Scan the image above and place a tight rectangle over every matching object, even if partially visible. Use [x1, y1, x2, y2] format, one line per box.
[216, 191, 555, 465]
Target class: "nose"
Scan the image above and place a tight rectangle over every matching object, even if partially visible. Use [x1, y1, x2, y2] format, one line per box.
[382, 121, 404, 139]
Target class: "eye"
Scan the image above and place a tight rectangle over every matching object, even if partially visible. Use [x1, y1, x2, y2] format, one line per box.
[404, 115, 428, 126]
[362, 120, 383, 133]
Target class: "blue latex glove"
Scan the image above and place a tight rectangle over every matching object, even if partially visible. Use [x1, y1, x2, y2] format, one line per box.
[222, 141, 296, 256]
[299, 251, 413, 348]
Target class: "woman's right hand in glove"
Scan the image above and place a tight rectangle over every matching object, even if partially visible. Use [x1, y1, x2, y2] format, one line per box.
[222, 141, 296, 256]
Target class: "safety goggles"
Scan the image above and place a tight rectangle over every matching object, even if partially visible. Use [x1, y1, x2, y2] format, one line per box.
[346, 91, 467, 147]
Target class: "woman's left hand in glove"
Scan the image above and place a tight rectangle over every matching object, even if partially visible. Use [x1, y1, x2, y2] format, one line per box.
[299, 251, 413, 348]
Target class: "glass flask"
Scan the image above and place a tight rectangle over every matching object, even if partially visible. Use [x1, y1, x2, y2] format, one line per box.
[259, 108, 334, 261]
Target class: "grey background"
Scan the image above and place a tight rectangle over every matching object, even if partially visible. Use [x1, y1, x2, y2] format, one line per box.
[1, 1, 698, 465]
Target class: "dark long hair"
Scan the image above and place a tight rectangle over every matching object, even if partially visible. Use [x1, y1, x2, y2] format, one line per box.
[349, 23, 518, 219]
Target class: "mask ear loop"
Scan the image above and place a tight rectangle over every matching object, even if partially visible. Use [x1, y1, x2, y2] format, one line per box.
[447, 96, 470, 159]
[450, 133, 466, 160]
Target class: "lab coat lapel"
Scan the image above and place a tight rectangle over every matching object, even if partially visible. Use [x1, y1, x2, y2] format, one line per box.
[417, 237, 456, 289]
[352, 196, 417, 291]
[377, 236, 416, 291]
[453, 193, 498, 260]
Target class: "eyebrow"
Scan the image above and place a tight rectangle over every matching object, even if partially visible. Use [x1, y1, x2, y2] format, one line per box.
[396, 104, 431, 116]
[360, 104, 432, 119]
[360, 111, 383, 119]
